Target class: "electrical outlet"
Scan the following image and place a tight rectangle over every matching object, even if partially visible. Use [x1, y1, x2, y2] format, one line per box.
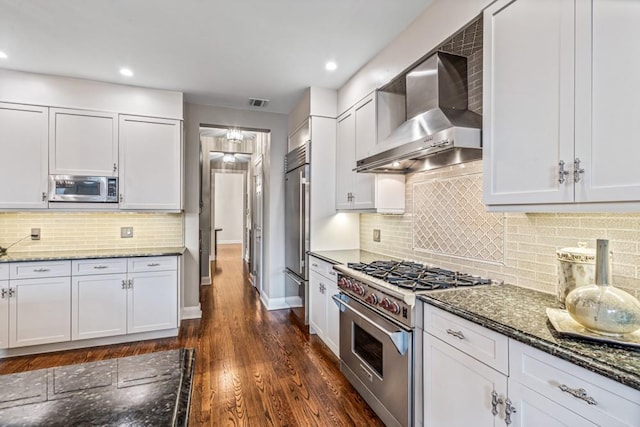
[31, 228, 41, 240]
[373, 229, 381, 242]
[121, 227, 134, 238]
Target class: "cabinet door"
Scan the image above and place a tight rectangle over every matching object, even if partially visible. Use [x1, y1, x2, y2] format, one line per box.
[483, 0, 575, 205]
[324, 281, 340, 357]
[119, 115, 182, 210]
[0, 103, 48, 209]
[49, 108, 118, 176]
[9, 277, 71, 347]
[575, 0, 640, 202]
[309, 270, 326, 337]
[353, 95, 376, 209]
[71, 274, 127, 340]
[127, 270, 178, 334]
[0, 282, 8, 349]
[423, 331, 507, 427]
[508, 380, 596, 427]
[336, 110, 355, 210]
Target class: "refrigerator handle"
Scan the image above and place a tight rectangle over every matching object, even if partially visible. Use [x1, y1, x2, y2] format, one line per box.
[285, 269, 304, 286]
[299, 170, 307, 271]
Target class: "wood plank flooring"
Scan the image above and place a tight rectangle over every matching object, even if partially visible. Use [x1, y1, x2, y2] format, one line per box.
[0, 244, 384, 426]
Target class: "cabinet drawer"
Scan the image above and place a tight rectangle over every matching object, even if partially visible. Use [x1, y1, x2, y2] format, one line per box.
[128, 256, 177, 273]
[10, 260, 71, 279]
[0, 264, 8, 280]
[423, 304, 508, 374]
[509, 339, 640, 427]
[309, 257, 338, 283]
[72, 258, 127, 276]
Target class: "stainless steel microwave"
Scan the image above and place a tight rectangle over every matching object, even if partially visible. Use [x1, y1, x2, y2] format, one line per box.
[49, 175, 118, 203]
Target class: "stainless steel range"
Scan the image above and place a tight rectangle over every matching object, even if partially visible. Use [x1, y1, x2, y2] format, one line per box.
[332, 260, 492, 427]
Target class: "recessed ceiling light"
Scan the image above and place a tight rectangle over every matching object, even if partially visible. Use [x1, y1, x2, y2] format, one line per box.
[0, 51, 7, 59]
[119, 68, 133, 77]
[325, 61, 337, 71]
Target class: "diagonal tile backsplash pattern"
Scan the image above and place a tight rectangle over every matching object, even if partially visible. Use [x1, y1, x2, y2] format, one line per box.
[360, 160, 640, 298]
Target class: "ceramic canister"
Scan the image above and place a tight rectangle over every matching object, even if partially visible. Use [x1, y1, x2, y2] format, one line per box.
[556, 242, 596, 307]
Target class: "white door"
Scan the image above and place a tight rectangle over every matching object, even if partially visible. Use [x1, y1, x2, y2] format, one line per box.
[0, 282, 8, 349]
[483, 0, 575, 205]
[575, 0, 640, 202]
[49, 108, 118, 176]
[324, 280, 340, 357]
[127, 270, 178, 334]
[252, 158, 264, 292]
[119, 115, 181, 210]
[353, 95, 377, 209]
[10, 277, 71, 347]
[71, 274, 127, 340]
[0, 103, 48, 209]
[308, 270, 326, 337]
[508, 379, 596, 427]
[423, 332, 508, 427]
[336, 110, 355, 209]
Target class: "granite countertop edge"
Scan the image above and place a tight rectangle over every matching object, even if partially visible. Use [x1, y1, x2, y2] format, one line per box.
[419, 293, 640, 391]
[0, 247, 186, 263]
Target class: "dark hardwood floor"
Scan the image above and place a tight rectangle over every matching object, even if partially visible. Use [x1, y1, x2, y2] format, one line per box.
[0, 245, 384, 426]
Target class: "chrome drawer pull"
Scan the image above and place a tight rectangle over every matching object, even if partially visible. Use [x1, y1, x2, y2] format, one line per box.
[93, 265, 108, 269]
[33, 268, 50, 272]
[446, 329, 465, 340]
[311, 263, 318, 267]
[504, 398, 517, 425]
[558, 384, 597, 405]
[490, 390, 503, 416]
[147, 263, 160, 267]
[0, 289, 6, 299]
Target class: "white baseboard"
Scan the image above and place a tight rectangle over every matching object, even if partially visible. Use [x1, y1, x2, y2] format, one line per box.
[181, 305, 202, 320]
[259, 294, 296, 311]
[219, 240, 242, 244]
[200, 276, 211, 286]
[285, 296, 303, 308]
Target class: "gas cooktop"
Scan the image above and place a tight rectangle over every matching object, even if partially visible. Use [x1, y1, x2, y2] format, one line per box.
[346, 260, 491, 292]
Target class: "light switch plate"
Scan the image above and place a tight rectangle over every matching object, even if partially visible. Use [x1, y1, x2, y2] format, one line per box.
[121, 227, 133, 238]
[373, 229, 381, 242]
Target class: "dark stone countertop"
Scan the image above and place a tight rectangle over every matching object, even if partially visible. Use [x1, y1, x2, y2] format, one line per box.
[0, 247, 186, 263]
[308, 249, 400, 265]
[0, 348, 195, 426]
[419, 285, 640, 391]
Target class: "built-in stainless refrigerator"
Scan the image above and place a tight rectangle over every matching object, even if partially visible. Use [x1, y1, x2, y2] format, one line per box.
[284, 141, 310, 325]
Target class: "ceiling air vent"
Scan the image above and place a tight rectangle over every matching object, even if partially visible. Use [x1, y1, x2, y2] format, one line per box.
[248, 98, 269, 108]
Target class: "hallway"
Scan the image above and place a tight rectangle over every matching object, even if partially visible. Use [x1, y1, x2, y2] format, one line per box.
[0, 245, 383, 426]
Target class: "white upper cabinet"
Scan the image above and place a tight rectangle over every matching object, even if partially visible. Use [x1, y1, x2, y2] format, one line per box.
[336, 92, 405, 213]
[484, 0, 640, 210]
[49, 108, 118, 176]
[0, 103, 48, 209]
[118, 115, 182, 210]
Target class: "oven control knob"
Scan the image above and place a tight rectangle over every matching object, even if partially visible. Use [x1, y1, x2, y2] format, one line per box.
[338, 277, 348, 288]
[380, 298, 401, 315]
[365, 293, 378, 305]
[352, 282, 366, 297]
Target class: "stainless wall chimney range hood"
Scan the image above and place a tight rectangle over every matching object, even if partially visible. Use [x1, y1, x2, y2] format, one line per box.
[357, 51, 482, 174]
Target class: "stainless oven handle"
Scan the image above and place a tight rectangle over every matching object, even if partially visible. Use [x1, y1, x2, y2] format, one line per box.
[332, 294, 409, 356]
[284, 269, 303, 286]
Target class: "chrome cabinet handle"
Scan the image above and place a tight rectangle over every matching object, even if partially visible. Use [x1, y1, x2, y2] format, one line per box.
[558, 160, 570, 184]
[312, 263, 318, 267]
[113, 163, 118, 172]
[319, 283, 325, 293]
[446, 329, 465, 340]
[490, 390, 503, 416]
[33, 268, 50, 272]
[119, 194, 124, 202]
[504, 398, 517, 425]
[0, 289, 6, 299]
[147, 263, 160, 267]
[328, 271, 336, 276]
[558, 384, 597, 405]
[8, 288, 14, 298]
[122, 280, 127, 289]
[42, 192, 47, 201]
[93, 265, 108, 269]
[574, 158, 585, 183]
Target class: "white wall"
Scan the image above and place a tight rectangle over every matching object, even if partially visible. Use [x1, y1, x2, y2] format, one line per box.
[183, 102, 287, 311]
[337, 0, 493, 114]
[214, 172, 244, 244]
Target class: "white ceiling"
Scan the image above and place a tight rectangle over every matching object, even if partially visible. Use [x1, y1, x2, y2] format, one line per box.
[0, 0, 433, 114]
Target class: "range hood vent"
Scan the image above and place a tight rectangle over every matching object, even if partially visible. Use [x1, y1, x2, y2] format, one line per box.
[357, 51, 482, 174]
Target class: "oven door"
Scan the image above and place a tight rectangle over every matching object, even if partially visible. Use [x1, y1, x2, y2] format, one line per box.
[332, 293, 412, 427]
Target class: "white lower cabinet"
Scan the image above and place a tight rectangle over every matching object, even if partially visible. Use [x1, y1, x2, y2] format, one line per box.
[0, 280, 9, 349]
[422, 304, 640, 426]
[423, 331, 507, 427]
[127, 269, 178, 333]
[72, 273, 128, 340]
[10, 276, 71, 348]
[308, 256, 339, 357]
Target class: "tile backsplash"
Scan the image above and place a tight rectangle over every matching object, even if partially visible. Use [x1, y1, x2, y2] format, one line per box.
[360, 160, 640, 298]
[0, 212, 183, 252]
